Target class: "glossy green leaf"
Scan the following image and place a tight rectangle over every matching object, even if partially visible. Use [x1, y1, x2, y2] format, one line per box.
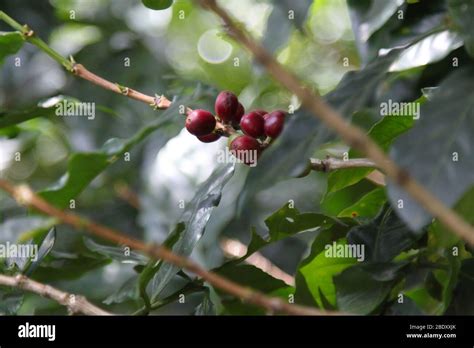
[84, 237, 148, 264]
[150, 164, 235, 300]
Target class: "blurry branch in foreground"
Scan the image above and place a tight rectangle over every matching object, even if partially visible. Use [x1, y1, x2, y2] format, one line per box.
[0, 179, 339, 315]
[0, 274, 112, 315]
[199, 0, 474, 247]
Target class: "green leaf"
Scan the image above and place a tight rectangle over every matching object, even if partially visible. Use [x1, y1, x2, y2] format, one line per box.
[213, 264, 292, 315]
[334, 265, 394, 314]
[103, 275, 140, 305]
[299, 239, 357, 308]
[448, 259, 474, 314]
[338, 187, 386, 218]
[24, 227, 56, 276]
[387, 67, 474, 230]
[388, 30, 463, 72]
[39, 100, 182, 208]
[150, 164, 235, 300]
[142, 0, 173, 11]
[0, 32, 23, 65]
[232, 204, 353, 266]
[347, 205, 422, 263]
[448, 0, 474, 57]
[84, 237, 148, 264]
[264, 203, 336, 241]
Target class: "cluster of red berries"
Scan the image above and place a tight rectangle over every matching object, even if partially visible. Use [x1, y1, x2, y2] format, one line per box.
[185, 91, 286, 165]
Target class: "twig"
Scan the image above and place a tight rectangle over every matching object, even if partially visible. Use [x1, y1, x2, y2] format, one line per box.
[0, 274, 111, 315]
[199, 0, 474, 246]
[0, 11, 238, 135]
[221, 238, 295, 286]
[310, 158, 376, 172]
[0, 179, 338, 316]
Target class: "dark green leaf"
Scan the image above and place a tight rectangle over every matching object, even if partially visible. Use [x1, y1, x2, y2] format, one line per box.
[334, 265, 394, 314]
[151, 164, 235, 300]
[214, 264, 292, 315]
[448, 259, 474, 314]
[387, 67, 474, 230]
[347, 205, 422, 263]
[142, 0, 173, 11]
[0, 32, 23, 65]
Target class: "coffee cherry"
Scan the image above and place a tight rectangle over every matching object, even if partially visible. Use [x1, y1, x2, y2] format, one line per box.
[229, 135, 261, 166]
[254, 109, 267, 117]
[197, 133, 221, 143]
[263, 110, 285, 138]
[240, 112, 265, 138]
[233, 102, 245, 125]
[185, 109, 216, 136]
[215, 91, 238, 123]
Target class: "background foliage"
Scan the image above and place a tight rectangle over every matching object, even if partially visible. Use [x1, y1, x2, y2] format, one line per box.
[0, 0, 473, 315]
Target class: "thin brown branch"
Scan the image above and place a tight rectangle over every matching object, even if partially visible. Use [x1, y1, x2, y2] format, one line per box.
[310, 158, 376, 172]
[0, 274, 111, 315]
[221, 238, 295, 286]
[200, 0, 474, 246]
[72, 64, 168, 107]
[0, 179, 338, 316]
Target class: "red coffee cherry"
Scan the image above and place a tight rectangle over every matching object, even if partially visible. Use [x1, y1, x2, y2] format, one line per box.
[240, 111, 265, 138]
[215, 91, 238, 123]
[197, 133, 221, 143]
[185, 109, 216, 136]
[233, 102, 245, 125]
[254, 109, 267, 117]
[263, 110, 285, 138]
[229, 135, 261, 166]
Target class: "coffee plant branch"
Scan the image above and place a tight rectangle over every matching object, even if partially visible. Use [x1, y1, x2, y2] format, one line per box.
[0, 274, 112, 315]
[199, 0, 474, 246]
[0, 179, 341, 315]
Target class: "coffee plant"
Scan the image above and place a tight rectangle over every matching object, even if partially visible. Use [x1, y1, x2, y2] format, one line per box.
[0, 0, 473, 318]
